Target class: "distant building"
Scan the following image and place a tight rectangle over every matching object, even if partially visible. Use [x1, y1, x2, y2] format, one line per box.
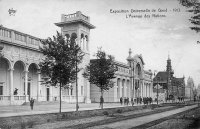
[197, 84, 200, 97]
[153, 56, 185, 101]
[185, 77, 195, 100]
[90, 49, 153, 102]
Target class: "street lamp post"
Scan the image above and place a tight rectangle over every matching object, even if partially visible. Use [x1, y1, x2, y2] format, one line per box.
[157, 82, 159, 105]
[75, 52, 79, 112]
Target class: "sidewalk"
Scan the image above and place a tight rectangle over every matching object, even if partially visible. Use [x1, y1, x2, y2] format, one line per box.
[0, 101, 193, 118]
[0, 102, 128, 118]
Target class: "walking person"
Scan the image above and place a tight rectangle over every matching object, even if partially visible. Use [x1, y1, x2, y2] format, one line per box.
[131, 98, 134, 106]
[100, 96, 104, 109]
[30, 98, 34, 110]
[120, 97, 122, 105]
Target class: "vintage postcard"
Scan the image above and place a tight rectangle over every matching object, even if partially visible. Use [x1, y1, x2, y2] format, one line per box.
[0, 0, 200, 129]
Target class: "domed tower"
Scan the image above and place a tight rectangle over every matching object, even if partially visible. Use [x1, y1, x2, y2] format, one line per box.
[127, 48, 134, 67]
[126, 48, 135, 98]
[55, 11, 95, 103]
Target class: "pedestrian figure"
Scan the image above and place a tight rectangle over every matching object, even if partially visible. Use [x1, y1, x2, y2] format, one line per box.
[14, 88, 18, 95]
[30, 98, 34, 110]
[120, 97, 122, 105]
[127, 98, 129, 105]
[178, 97, 180, 102]
[131, 98, 134, 106]
[150, 97, 152, 105]
[100, 96, 104, 108]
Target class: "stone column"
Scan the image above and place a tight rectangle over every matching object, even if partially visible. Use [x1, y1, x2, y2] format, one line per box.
[37, 70, 41, 101]
[124, 80, 126, 97]
[146, 84, 148, 97]
[128, 81, 130, 98]
[140, 81, 143, 97]
[142, 81, 144, 97]
[133, 79, 135, 98]
[119, 79, 122, 98]
[24, 70, 29, 102]
[85, 80, 91, 103]
[9, 68, 14, 104]
[151, 83, 152, 97]
[148, 83, 151, 97]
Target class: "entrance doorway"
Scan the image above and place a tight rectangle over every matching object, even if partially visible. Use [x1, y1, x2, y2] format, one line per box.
[46, 88, 49, 101]
[27, 83, 31, 101]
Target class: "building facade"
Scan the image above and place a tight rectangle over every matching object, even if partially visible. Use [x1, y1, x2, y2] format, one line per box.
[0, 11, 95, 105]
[197, 84, 200, 97]
[153, 56, 185, 101]
[90, 49, 153, 102]
[185, 77, 195, 100]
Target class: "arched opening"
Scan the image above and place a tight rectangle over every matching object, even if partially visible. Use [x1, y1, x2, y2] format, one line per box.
[135, 80, 140, 98]
[81, 33, 84, 49]
[135, 64, 141, 77]
[71, 33, 77, 44]
[122, 79, 125, 97]
[65, 34, 70, 42]
[0, 57, 10, 96]
[13, 61, 25, 96]
[28, 63, 38, 100]
[127, 80, 130, 98]
[117, 78, 120, 98]
[85, 35, 88, 51]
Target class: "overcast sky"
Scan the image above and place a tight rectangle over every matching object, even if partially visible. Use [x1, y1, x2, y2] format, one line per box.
[0, 0, 200, 87]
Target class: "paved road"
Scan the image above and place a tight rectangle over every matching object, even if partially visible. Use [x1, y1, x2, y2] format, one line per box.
[91, 104, 198, 129]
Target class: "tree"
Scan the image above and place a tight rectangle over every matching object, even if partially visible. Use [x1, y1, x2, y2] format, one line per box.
[83, 48, 117, 109]
[39, 32, 84, 113]
[179, 0, 200, 33]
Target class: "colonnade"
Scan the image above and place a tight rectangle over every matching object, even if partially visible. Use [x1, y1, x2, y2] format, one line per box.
[0, 57, 42, 105]
[116, 77, 153, 101]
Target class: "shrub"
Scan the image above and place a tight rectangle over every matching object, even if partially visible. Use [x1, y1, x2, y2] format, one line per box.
[20, 121, 26, 129]
[27, 121, 35, 128]
[102, 111, 109, 116]
[116, 109, 122, 113]
[109, 113, 115, 117]
[62, 114, 68, 119]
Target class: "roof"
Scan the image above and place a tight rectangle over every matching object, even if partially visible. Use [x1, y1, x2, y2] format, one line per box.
[171, 77, 185, 86]
[55, 19, 95, 29]
[153, 71, 168, 81]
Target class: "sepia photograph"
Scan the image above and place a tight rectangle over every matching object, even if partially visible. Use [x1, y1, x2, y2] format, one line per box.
[0, 0, 200, 128]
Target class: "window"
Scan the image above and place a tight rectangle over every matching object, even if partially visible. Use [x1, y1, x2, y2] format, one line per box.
[0, 85, 3, 95]
[71, 89, 73, 95]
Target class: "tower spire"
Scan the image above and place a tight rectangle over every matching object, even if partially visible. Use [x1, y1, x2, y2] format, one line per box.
[129, 48, 132, 57]
[166, 54, 172, 72]
[168, 51, 170, 60]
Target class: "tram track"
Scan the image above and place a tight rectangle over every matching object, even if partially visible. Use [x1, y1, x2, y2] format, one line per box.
[60, 105, 186, 129]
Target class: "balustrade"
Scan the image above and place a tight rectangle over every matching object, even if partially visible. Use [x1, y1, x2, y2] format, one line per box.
[0, 26, 41, 50]
[62, 12, 89, 22]
[14, 95, 26, 100]
[0, 95, 11, 100]
[0, 28, 11, 38]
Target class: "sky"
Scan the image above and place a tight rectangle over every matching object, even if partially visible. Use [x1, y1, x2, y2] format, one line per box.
[0, 0, 200, 87]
